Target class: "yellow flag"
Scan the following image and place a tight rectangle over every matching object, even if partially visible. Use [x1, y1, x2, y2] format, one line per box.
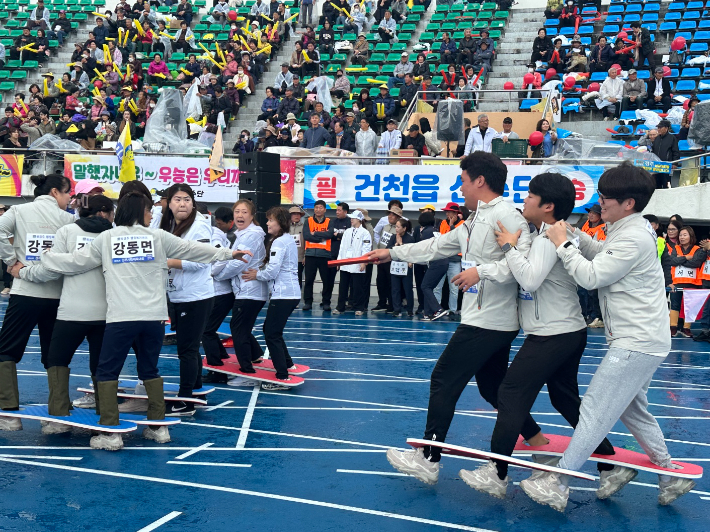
[209, 126, 225, 183]
[407, 0, 413, 8]
[416, 100, 433, 113]
[116, 124, 136, 183]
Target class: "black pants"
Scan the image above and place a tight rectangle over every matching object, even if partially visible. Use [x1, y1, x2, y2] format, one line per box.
[262, 298, 299, 379]
[375, 262, 392, 309]
[229, 298, 265, 372]
[638, 50, 656, 71]
[423, 325, 540, 462]
[646, 95, 671, 113]
[202, 292, 235, 366]
[0, 295, 59, 367]
[421, 259, 447, 316]
[337, 270, 367, 312]
[391, 271, 413, 313]
[414, 264, 427, 312]
[303, 256, 333, 306]
[1, 262, 12, 289]
[297, 261, 304, 288]
[654, 172, 669, 189]
[490, 329, 615, 477]
[96, 321, 163, 382]
[47, 320, 106, 376]
[173, 297, 214, 397]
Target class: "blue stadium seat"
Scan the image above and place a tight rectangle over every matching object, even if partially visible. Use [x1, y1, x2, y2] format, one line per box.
[520, 99, 539, 110]
[623, 14, 641, 23]
[664, 12, 681, 22]
[636, 69, 651, 79]
[671, 124, 681, 134]
[679, 140, 699, 150]
[544, 18, 559, 27]
[675, 31, 693, 42]
[679, 20, 698, 30]
[698, 93, 710, 100]
[688, 1, 705, 9]
[620, 110, 639, 121]
[700, 19, 710, 29]
[684, 11, 701, 20]
[602, 24, 620, 34]
[690, 42, 709, 52]
[608, 5, 624, 13]
[626, 4, 642, 13]
[644, 3, 660, 11]
[667, 1, 685, 10]
[559, 26, 576, 36]
[681, 67, 702, 77]
[694, 30, 710, 40]
[562, 98, 581, 114]
[642, 23, 658, 31]
[606, 15, 622, 23]
[659, 22, 678, 33]
[642, 14, 658, 23]
[676, 79, 698, 91]
[590, 71, 607, 81]
[577, 25, 594, 35]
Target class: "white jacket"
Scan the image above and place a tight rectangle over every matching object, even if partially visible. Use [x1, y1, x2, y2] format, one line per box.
[256, 234, 301, 299]
[390, 196, 531, 331]
[557, 213, 671, 356]
[167, 213, 215, 303]
[505, 222, 586, 336]
[213, 223, 268, 301]
[0, 195, 75, 299]
[211, 226, 233, 296]
[337, 226, 372, 273]
[39, 225, 234, 323]
[464, 126, 499, 155]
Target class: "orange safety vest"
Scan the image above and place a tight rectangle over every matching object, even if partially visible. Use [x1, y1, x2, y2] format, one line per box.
[439, 218, 464, 235]
[581, 221, 607, 241]
[672, 245, 702, 286]
[305, 216, 331, 252]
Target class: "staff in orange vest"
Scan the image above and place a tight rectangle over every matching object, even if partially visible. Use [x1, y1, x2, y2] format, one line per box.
[441, 202, 466, 320]
[301, 199, 335, 311]
[581, 203, 606, 241]
[667, 226, 706, 338]
[578, 204, 605, 328]
[695, 238, 710, 341]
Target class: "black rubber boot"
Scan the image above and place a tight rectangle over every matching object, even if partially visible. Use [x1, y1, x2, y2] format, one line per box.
[47, 366, 71, 417]
[0, 360, 19, 411]
[97, 381, 120, 426]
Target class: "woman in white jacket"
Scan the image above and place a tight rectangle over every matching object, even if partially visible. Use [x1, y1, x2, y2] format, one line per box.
[242, 207, 300, 389]
[333, 210, 372, 316]
[0, 174, 74, 432]
[212, 199, 267, 380]
[159, 184, 216, 416]
[23, 192, 250, 450]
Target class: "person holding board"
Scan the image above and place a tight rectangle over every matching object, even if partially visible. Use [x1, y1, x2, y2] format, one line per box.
[367, 152, 549, 485]
[521, 162, 694, 510]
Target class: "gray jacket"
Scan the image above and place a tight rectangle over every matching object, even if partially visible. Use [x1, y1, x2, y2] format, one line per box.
[505, 223, 586, 336]
[256, 233, 301, 300]
[213, 223, 268, 301]
[558, 213, 671, 356]
[0, 195, 75, 299]
[390, 196, 531, 331]
[38, 224, 234, 323]
[20, 222, 108, 321]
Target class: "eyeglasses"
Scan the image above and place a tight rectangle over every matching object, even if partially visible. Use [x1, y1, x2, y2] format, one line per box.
[597, 193, 619, 204]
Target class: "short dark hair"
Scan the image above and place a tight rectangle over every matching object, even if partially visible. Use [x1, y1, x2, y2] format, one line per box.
[338, 202, 350, 213]
[597, 161, 655, 212]
[30, 174, 71, 198]
[630, 21, 641, 28]
[459, 151, 508, 195]
[118, 179, 152, 203]
[418, 211, 435, 227]
[79, 194, 114, 218]
[680, 226, 697, 247]
[397, 217, 412, 233]
[643, 214, 659, 224]
[528, 172, 576, 221]
[387, 199, 403, 209]
[314, 199, 327, 208]
[214, 206, 234, 223]
[115, 192, 152, 227]
[670, 213, 684, 225]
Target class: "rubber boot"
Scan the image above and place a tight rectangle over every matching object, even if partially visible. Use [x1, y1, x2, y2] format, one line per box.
[97, 380, 120, 426]
[92, 377, 100, 416]
[47, 366, 71, 417]
[143, 377, 165, 421]
[0, 360, 19, 411]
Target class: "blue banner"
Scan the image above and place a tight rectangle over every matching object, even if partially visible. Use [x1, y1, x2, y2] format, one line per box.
[633, 160, 672, 174]
[303, 164, 604, 214]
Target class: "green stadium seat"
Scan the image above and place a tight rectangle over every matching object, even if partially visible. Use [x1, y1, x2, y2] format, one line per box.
[401, 23, 416, 32]
[410, 5, 424, 13]
[482, 2, 497, 9]
[466, 2, 481, 11]
[398, 32, 412, 42]
[390, 88, 400, 97]
[343, 32, 356, 41]
[478, 11, 493, 20]
[4, 19, 20, 28]
[332, 53, 347, 62]
[426, 22, 440, 32]
[366, 33, 378, 42]
[10, 70, 27, 80]
[0, 82, 14, 92]
[381, 64, 395, 74]
[430, 13, 445, 22]
[442, 22, 456, 31]
[208, 24, 222, 31]
[5, 60, 21, 69]
[494, 10, 509, 19]
[324, 63, 342, 73]
[374, 42, 390, 52]
[194, 23, 208, 31]
[407, 14, 420, 23]
[489, 20, 505, 30]
[489, 30, 501, 39]
[0, 12, 9, 21]
[0, 30, 8, 37]
[370, 53, 386, 63]
[473, 20, 489, 30]
[171, 52, 186, 62]
[73, 12, 88, 21]
[420, 31, 435, 42]
[0, 70, 9, 80]
[391, 42, 406, 52]
[435, 4, 449, 12]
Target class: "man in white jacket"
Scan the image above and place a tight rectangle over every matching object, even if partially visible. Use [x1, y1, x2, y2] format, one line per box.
[597, 66, 624, 120]
[463, 114, 498, 156]
[368, 152, 537, 485]
[522, 162, 694, 511]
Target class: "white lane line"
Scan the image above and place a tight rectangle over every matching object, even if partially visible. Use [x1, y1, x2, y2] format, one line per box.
[0, 458, 497, 532]
[337, 469, 409, 477]
[309, 368, 428, 381]
[236, 386, 260, 449]
[0, 454, 82, 460]
[173, 443, 214, 461]
[289, 346, 438, 361]
[166, 461, 252, 468]
[195, 407, 417, 412]
[202, 400, 233, 412]
[136, 511, 182, 532]
[701, 496, 710, 500]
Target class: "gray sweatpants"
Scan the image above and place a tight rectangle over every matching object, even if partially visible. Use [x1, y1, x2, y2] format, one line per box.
[559, 347, 672, 472]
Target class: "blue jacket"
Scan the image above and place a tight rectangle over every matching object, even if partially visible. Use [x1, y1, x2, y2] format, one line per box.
[93, 24, 110, 44]
[261, 96, 280, 113]
[373, 95, 395, 117]
[440, 39, 457, 55]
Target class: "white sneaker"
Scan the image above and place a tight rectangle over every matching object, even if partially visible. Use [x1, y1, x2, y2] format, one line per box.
[588, 318, 604, 328]
[90, 432, 124, 451]
[227, 376, 258, 387]
[331, 309, 341, 315]
[261, 381, 292, 391]
[287, 365, 297, 371]
[597, 465, 638, 499]
[0, 415, 22, 431]
[118, 398, 149, 412]
[134, 382, 146, 395]
[41, 420, 72, 435]
[520, 471, 569, 512]
[143, 425, 171, 444]
[72, 393, 96, 409]
[431, 309, 449, 321]
[658, 476, 695, 505]
[385, 447, 440, 485]
[459, 460, 508, 499]
[527, 454, 560, 481]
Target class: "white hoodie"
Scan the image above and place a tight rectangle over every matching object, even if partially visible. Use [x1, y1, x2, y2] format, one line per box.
[213, 223, 268, 301]
[167, 212, 215, 304]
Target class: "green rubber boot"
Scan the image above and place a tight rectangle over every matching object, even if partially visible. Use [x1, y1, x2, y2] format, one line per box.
[144, 377, 165, 421]
[93, 377, 101, 416]
[97, 380, 119, 426]
[0, 360, 19, 411]
[47, 366, 71, 417]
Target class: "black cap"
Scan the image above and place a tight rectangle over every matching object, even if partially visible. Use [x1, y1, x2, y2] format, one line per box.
[408, 124, 420, 131]
[503, 117, 512, 124]
[586, 204, 602, 214]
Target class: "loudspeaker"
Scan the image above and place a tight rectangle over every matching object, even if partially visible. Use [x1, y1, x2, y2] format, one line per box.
[238, 191, 281, 227]
[436, 99, 464, 142]
[239, 152, 280, 173]
[239, 171, 281, 194]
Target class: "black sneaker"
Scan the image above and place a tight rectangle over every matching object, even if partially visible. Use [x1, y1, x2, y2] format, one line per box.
[415, 308, 423, 315]
[323, 304, 332, 311]
[693, 331, 710, 342]
[431, 309, 449, 321]
[163, 335, 178, 345]
[371, 305, 387, 312]
[385, 308, 394, 314]
[407, 311, 414, 317]
[203, 371, 229, 384]
[301, 305, 312, 311]
[166, 401, 196, 417]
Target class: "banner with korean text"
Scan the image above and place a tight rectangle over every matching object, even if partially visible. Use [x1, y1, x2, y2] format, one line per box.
[0, 155, 24, 197]
[64, 154, 296, 204]
[303, 164, 604, 213]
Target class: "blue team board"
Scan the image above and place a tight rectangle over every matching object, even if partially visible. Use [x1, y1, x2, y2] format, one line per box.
[1, 405, 138, 433]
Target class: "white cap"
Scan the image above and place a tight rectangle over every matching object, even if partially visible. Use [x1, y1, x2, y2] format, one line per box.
[347, 210, 364, 221]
